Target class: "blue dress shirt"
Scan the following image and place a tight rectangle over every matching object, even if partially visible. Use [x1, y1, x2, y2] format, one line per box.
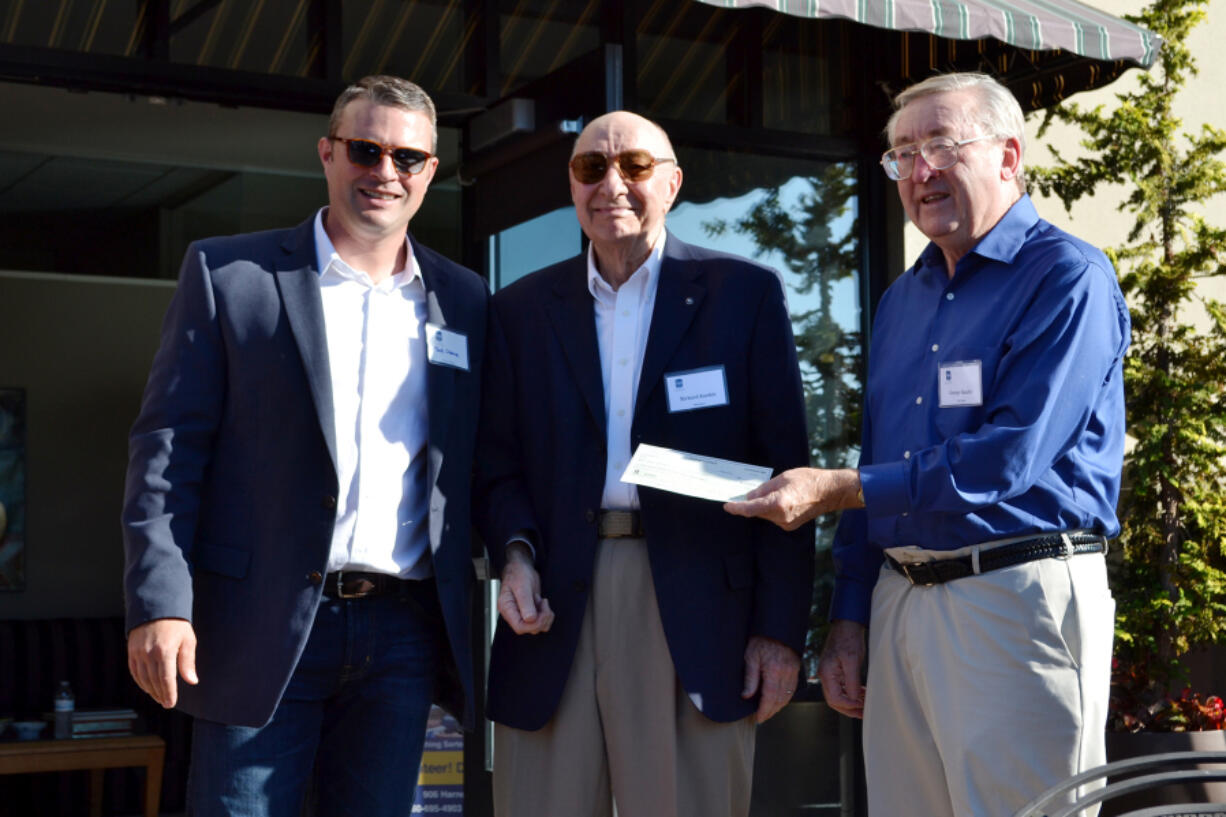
[831, 195, 1131, 625]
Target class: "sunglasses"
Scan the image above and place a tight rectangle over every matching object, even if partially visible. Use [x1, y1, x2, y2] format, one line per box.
[569, 150, 676, 184]
[331, 136, 434, 175]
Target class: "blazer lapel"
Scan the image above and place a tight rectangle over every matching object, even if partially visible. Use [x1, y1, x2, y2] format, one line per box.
[417, 242, 458, 494]
[635, 235, 705, 420]
[546, 257, 606, 436]
[276, 218, 338, 471]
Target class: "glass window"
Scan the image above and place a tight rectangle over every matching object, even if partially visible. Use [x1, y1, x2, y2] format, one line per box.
[761, 16, 852, 135]
[488, 206, 582, 291]
[0, 0, 139, 56]
[498, 0, 602, 97]
[167, 1, 318, 77]
[636, 3, 738, 125]
[343, 0, 474, 92]
[667, 147, 864, 674]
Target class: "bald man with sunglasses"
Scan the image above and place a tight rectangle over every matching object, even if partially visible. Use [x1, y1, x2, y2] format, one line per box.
[474, 111, 813, 817]
[122, 75, 487, 817]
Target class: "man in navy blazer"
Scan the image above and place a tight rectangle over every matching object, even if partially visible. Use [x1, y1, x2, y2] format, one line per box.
[475, 111, 814, 817]
[122, 76, 487, 817]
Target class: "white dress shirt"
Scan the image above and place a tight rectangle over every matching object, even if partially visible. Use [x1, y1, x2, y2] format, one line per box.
[313, 209, 432, 578]
[588, 233, 665, 510]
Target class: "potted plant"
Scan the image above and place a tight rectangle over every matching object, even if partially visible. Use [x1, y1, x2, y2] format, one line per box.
[1031, 0, 1226, 809]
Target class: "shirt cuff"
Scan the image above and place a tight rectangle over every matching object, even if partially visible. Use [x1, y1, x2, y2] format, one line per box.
[829, 576, 875, 625]
[859, 460, 911, 518]
[505, 532, 536, 563]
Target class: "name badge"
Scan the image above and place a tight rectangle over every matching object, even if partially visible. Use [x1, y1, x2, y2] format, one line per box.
[938, 360, 983, 407]
[425, 323, 469, 371]
[665, 365, 729, 413]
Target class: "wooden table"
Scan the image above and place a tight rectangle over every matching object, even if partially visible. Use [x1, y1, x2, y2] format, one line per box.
[0, 733, 165, 817]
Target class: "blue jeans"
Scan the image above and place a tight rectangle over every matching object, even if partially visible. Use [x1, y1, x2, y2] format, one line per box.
[186, 587, 441, 817]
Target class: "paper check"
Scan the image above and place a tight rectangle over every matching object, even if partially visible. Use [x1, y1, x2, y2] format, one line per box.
[620, 444, 773, 502]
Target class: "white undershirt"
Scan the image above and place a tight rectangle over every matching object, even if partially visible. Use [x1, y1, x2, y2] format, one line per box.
[587, 233, 665, 510]
[313, 209, 431, 578]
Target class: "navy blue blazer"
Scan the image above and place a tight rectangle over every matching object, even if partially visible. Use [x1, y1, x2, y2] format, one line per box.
[122, 215, 488, 728]
[475, 233, 814, 730]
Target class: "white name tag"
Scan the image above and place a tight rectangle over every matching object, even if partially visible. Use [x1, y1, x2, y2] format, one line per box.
[938, 360, 983, 407]
[425, 323, 469, 371]
[665, 365, 729, 413]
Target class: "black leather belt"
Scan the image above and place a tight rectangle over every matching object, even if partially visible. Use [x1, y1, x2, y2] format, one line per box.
[324, 570, 419, 599]
[598, 510, 644, 538]
[885, 532, 1108, 586]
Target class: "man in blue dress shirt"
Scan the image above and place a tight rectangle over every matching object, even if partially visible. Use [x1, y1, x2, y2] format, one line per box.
[726, 72, 1130, 817]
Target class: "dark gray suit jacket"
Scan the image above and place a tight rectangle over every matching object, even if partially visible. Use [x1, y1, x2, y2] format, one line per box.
[122, 215, 487, 728]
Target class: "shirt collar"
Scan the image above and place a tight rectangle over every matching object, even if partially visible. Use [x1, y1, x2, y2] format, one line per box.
[313, 207, 420, 288]
[585, 230, 667, 300]
[912, 194, 1040, 280]
[969, 194, 1039, 264]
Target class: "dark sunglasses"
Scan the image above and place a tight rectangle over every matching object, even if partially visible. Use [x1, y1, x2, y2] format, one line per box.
[331, 136, 433, 175]
[569, 150, 676, 184]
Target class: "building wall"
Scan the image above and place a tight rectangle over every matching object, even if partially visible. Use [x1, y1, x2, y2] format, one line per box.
[0, 272, 174, 619]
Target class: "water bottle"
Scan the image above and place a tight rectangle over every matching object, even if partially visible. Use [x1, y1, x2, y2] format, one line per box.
[53, 680, 74, 739]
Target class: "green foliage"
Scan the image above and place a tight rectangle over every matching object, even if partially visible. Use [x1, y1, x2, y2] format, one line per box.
[1030, 0, 1226, 705]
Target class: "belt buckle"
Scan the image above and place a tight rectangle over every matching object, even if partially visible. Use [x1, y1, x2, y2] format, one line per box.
[334, 572, 375, 599]
[899, 561, 940, 587]
[1056, 533, 1075, 560]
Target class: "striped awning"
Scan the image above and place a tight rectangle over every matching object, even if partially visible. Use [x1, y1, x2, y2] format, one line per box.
[695, 0, 1160, 68]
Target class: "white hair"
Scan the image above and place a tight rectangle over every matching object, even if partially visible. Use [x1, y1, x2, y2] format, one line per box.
[886, 72, 1026, 191]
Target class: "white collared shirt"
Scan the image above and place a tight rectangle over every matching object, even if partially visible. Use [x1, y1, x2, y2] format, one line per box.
[313, 209, 432, 578]
[587, 233, 666, 510]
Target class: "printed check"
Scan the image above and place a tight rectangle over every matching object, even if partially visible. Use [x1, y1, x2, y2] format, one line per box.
[620, 443, 773, 502]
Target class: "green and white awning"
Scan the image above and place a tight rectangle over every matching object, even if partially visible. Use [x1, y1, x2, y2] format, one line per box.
[696, 0, 1160, 68]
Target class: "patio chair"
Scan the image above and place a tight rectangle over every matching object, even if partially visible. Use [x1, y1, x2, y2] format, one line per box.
[1012, 750, 1226, 817]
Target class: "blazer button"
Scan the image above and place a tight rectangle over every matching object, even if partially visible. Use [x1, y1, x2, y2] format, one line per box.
[322, 495, 337, 510]
[584, 509, 596, 523]
[307, 571, 323, 585]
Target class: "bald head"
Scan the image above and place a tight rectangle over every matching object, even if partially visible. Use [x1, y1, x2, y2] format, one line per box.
[572, 112, 677, 161]
[567, 111, 683, 287]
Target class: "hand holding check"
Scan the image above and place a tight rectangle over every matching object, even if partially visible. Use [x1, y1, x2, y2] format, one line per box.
[724, 467, 864, 531]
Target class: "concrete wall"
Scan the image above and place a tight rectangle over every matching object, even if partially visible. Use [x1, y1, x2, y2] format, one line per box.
[0, 271, 174, 619]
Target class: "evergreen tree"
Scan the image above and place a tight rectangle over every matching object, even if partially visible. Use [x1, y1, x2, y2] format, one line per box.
[1031, 0, 1226, 704]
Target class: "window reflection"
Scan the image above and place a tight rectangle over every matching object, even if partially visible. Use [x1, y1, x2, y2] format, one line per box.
[667, 150, 863, 674]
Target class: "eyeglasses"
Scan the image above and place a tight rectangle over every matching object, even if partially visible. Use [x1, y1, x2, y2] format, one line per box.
[569, 150, 676, 184]
[880, 134, 998, 181]
[331, 137, 434, 175]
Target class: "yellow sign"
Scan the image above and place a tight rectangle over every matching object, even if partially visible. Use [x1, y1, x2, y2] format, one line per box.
[417, 751, 463, 786]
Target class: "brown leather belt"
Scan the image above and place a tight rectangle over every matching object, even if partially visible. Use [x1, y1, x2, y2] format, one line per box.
[598, 510, 644, 538]
[323, 570, 417, 599]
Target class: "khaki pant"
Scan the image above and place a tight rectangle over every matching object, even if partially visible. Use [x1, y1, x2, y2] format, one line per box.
[494, 537, 756, 817]
[863, 549, 1113, 817]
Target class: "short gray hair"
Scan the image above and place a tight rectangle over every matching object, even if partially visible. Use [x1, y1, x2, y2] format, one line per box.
[886, 72, 1026, 191]
[329, 75, 438, 153]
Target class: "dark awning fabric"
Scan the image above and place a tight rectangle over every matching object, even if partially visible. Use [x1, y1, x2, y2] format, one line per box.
[696, 0, 1160, 68]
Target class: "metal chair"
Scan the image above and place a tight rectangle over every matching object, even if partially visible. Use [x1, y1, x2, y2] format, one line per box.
[1012, 750, 1226, 817]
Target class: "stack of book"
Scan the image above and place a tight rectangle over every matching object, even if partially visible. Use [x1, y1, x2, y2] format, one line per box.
[43, 708, 139, 738]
